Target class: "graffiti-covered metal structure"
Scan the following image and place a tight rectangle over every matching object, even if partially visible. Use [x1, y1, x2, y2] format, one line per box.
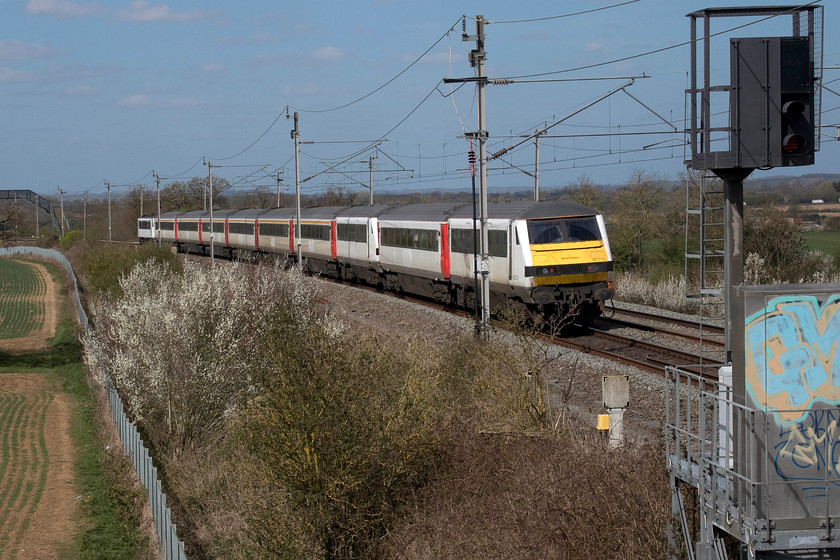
[668, 284, 840, 559]
[671, 5, 832, 560]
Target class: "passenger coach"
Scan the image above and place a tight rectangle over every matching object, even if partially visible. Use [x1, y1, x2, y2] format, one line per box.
[140, 200, 614, 322]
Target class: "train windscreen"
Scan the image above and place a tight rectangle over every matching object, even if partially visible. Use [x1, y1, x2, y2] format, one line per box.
[527, 217, 600, 245]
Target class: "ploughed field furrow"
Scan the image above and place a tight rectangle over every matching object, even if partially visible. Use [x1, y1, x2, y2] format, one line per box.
[0, 260, 46, 340]
[0, 388, 52, 559]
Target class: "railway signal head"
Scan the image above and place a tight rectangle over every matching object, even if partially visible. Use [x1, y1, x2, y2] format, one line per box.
[778, 37, 815, 166]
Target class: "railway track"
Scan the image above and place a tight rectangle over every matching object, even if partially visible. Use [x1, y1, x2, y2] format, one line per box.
[198, 255, 728, 381]
[348, 282, 728, 379]
[596, 307, 725, 348]
[544, 325, 725, 378]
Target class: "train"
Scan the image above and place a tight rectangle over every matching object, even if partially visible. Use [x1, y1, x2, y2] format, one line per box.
[138, 200, 614, 323]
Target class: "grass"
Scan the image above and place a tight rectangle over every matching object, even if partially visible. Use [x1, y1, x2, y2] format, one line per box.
[0, 259, 152, 560]
[0, 258, 45, 339]
[804, 230, 840, 260]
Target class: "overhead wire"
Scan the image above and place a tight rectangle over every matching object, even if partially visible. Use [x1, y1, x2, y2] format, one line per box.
[135, 1, 830, 194]
[200, 17, 464, 170]
[291, 17, 463, 114]
[299, 79, 446, 185]
[498, 1, 823, 80]
[490, 0, 639, 24]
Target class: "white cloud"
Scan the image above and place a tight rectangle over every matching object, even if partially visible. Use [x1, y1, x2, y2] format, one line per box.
[119, 94, 152, 107]
[0, 67, 36, 83]
[117, 1, 206, 23]
[65, 85, 97, 95]
[312, 46, 344, 62]
[0, 40, 55, 61]
[25, 0, 99, 19]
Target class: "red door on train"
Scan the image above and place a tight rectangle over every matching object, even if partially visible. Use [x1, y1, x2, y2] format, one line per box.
[440, 223, 450, 279]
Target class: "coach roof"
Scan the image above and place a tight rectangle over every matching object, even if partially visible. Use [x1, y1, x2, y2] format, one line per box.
[450, 201, 597, 220]
[379, 203, 469, 222]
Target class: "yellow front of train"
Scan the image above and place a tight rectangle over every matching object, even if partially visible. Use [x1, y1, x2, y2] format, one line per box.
[521, 213, 614, 316]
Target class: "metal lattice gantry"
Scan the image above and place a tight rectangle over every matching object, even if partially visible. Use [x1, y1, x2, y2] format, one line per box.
[0, 189, 61, 231]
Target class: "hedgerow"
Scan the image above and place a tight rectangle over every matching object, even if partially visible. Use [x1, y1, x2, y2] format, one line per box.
[83, 259, 670, 559]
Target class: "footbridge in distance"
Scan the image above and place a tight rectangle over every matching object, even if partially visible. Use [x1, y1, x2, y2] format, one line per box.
[0, 190, 61, 231]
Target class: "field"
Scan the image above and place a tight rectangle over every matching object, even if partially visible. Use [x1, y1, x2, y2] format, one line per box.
[0, 259, 76, 559]
[0, 256, 153, 559]
[804, 230, 840, 260]
[0, 259, 46, 341]
[0, 375, 76, 560]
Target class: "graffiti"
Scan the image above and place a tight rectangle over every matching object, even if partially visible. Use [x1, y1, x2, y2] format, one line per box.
[774, 409, 840, 495]
[745, 294, 840, 424]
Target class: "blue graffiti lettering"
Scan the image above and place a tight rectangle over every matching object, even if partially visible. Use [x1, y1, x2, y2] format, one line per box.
[745, 294, 840, 423]
[774, 410, 840, 487]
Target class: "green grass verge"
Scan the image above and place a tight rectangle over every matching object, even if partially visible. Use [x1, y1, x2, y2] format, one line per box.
[804, 230, 840, 260]
[0, 260, 151, 560]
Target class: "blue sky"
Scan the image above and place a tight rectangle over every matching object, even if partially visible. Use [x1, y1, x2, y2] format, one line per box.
[2, 0, 839, 198]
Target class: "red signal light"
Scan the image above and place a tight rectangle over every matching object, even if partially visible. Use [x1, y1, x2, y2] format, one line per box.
[783, 133, 805, 154]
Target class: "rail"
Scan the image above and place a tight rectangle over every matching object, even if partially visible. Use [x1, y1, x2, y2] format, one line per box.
[0, 245, 187, 559]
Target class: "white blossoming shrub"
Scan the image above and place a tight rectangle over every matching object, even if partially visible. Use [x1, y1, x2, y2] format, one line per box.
[84, 259, 335, 455]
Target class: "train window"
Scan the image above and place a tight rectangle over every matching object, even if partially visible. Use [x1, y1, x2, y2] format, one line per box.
[159, 221, 174, 231]
[488, 230, 507, 257]
[565, 218, 600, 242]
[337, 223, 366, 243]
[178, 221, 199, 232]
[527, 217, 600, 244]
[450, 229, 506, 257]
[200, 221, 226, 233]
[139, 219, 151, 229]
[381, 227, 438, 252]
[229, 222, 255, 235]
[301, 224, 330, 241]
[450, 229, 476, 254]
[260, 222, 289, 237]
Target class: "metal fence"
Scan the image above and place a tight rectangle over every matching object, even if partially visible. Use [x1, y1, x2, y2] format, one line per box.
[109, 388, 187, 559]
[0, 245, 187, 559]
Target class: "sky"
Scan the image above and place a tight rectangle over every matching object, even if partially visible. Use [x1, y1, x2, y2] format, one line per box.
[2, 0, 839, 200]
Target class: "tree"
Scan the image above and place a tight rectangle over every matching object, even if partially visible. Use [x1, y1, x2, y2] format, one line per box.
[0, 199, 25, 242]
[570, 175, 604, 209]
[744, 206, 831, 283]
[608, 169, 666, 270]
[161, 177, 231, 212]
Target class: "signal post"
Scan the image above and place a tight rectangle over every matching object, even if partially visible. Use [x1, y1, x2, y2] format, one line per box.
[671, 6, 829, 560]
